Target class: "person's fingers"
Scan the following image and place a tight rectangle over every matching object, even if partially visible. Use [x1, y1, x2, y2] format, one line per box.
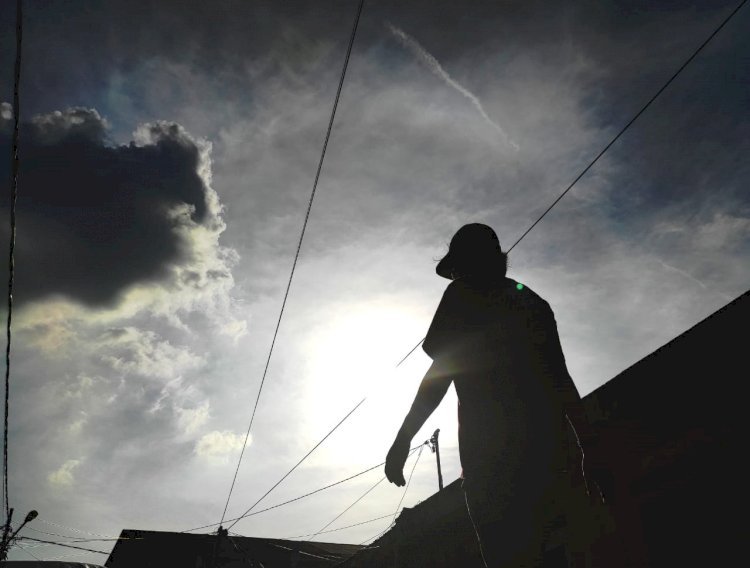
[385, 465, 406, 486]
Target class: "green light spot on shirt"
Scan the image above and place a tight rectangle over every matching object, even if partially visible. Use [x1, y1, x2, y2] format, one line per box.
[516, 283, 524, 290]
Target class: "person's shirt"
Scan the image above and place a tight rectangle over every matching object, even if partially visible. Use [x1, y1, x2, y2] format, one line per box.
[422, 274, 578, 474]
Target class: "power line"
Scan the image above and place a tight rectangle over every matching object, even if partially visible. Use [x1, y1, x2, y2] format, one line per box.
[308, 476, 387, 541]
[359, 523, 392, 547]
[355, 443, 426, 549]
[39, 519, 118, 540]
[25, 526, 139, 545]
[3, 0, 23, 523]
[395, 337, 424, 368]
[18, 544, 41, 561]
[307, 439, 429, 541]
[360, 449, 425, 547]
[185, 445, 422, 534]
[267, 541, 341, 563]
[16, 536, 109, 556]
[390, 443, 424, 526]
[225, 397, 366, 531]
[218, 0, 366, 527]
[285, 513, 394, 540]
[27, 526, 115, 542]
[506, 0, 748, 253]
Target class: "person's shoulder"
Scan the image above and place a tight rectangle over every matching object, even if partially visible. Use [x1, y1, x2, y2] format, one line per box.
[440, 278, 476, 307]
[505, 278, 553, 314]
[444, 277, 476, 295]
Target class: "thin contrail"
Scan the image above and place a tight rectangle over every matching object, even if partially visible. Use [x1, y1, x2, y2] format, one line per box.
[655, 259, 731, 301]
[387, 22, 519, 151]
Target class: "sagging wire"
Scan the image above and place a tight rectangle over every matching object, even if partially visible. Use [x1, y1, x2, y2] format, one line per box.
[267, 541, 339, 562]
[185, 445, 422, 533]
[506, 0, 748, 254]
[354, 442, 427, 549]
[15, 536, 109, 555]
[40, 519, 119, 539]
[390, 443, 425, 526]
[307, 476, 387, 541]
[285, 513, 393, 540]
[18, 544, 40, 561]
[225, 397, 366, 531]
[27, 525, 135, 543]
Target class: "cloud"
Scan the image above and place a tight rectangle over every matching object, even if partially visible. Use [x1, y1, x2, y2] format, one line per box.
[47, 459, 82, 487]
[100, 327, 204, 381]
[0, 106, 246, 347]
[195, 430, 247, 462]
[386, 23, 519, 151]
[0, 107, 235, 314]
[694, 213, 750, 250]
[176, 401, 211, 436]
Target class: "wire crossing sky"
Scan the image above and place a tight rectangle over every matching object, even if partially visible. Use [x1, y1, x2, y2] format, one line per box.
[505, 0, 749, 254]
[218, 0, 366, 528]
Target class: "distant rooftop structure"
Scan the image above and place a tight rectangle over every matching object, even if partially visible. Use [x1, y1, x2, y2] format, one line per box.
[104, 529, 362, 567]
[4, 563, 106, 568]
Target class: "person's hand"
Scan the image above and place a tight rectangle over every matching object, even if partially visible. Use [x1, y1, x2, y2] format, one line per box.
[385, 437, 410, 486]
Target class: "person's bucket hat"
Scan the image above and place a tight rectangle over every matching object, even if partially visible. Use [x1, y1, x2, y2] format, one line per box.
[436, 223, 504, 279]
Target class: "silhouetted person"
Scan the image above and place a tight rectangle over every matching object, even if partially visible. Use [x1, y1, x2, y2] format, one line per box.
[385, 223, 597, 567]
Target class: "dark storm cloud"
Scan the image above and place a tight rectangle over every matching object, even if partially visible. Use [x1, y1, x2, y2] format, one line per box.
[0, 106, 213, 306]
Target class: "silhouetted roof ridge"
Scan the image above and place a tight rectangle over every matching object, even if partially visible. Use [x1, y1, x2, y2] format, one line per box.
[117, 527, 362, 549]
[586, 288, 749, 398]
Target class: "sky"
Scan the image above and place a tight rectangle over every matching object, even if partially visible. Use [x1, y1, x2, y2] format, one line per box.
[0, 0, 748, 563]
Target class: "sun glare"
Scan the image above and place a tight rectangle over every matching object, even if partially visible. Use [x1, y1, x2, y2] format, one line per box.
[301, 302, 430, 457]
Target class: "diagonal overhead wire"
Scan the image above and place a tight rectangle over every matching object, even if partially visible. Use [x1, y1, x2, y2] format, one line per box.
[393, 0, 749, 368]
[18, 545, 41, 561]
[185, 445, 422, 534]
[284, 513, 394, 540]
[353, 443, 427, 550]
[308, 476, 387, 541]
[225, 398, 366, 531]
[16, 537, 109, 556]
[3, 0, 23, 521]
[313, 440, 428, 545]
[389, 443, 424, 525]
[39, 520, 119, 540]
[218, 0, 366, 527]
[506, 0, 747, 253]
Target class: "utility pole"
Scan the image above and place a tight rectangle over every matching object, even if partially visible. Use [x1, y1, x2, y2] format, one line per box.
[429, 429, 443, 491]
[211, 525, 228, 568]
[0, 509, 37, 561]
[0, 508, 14, 561]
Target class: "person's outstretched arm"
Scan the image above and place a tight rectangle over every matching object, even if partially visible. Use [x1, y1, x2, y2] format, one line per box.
[385, 360, 453, 486]
[385, 282, 463, 486]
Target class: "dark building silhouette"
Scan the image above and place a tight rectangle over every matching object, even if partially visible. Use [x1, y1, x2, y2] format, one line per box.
[104, 529, 361, 567]
[344, 289, 747, 567]
[4, 563, 106, 567]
